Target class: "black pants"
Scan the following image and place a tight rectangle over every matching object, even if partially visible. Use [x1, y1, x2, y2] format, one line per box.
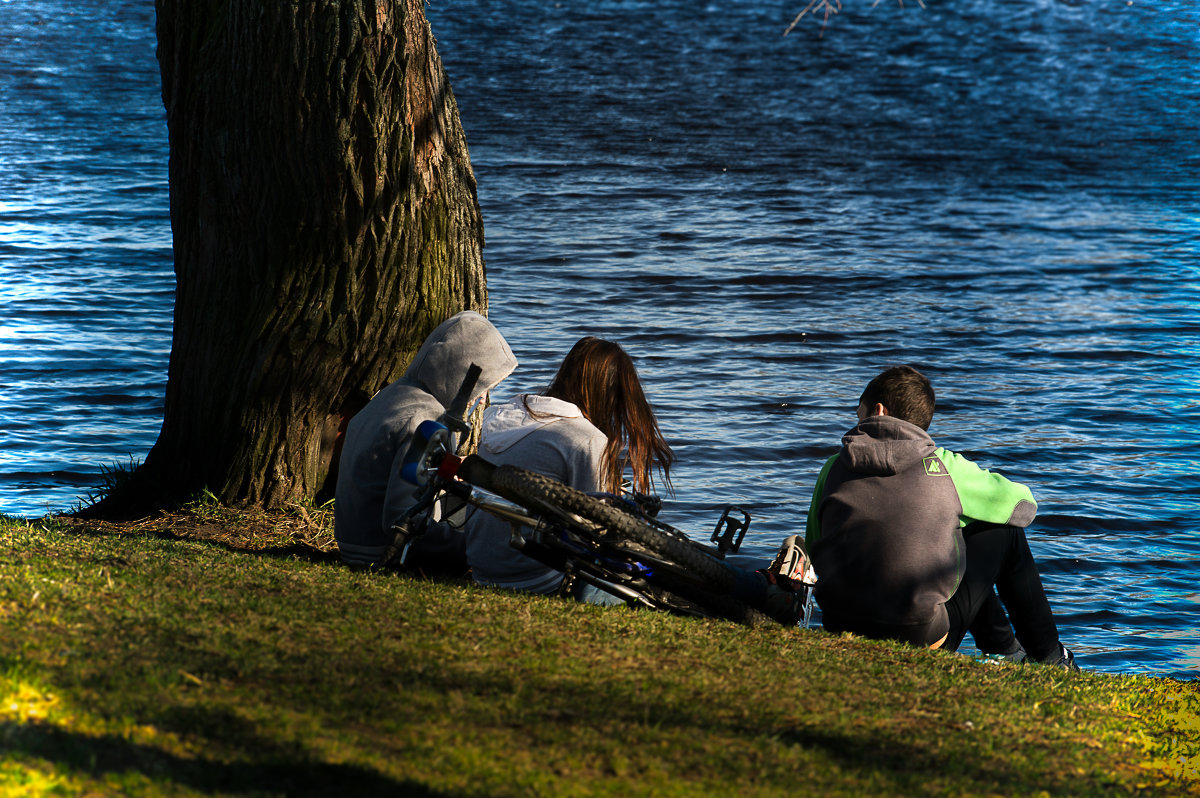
[945, 522, 1061, 662]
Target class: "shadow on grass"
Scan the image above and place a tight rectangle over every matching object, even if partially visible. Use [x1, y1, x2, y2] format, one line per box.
[2, 717, 442, 796]
[54, 513, 479, 582]
[767, 724, 1106, 795]
[58, 517, 345, 567]
[222, 540, 344, 566]
[406, 666, 1116, 796]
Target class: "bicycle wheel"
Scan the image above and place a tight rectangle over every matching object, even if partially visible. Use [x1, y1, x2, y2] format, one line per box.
[483, 464, 735, 593]
[707, 596, 775, 628]
[566, 565, 774, 628]
[649, 569, 777, 628]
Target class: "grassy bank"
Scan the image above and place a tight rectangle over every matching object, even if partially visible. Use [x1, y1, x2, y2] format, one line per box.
[1, 512, 1196, 796]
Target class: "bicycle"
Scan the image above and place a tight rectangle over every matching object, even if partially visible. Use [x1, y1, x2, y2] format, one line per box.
[389, 364, 813, 629]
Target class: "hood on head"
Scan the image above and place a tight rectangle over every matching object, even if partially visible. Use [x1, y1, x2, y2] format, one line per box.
[841, 414, 936, 476]
[405, 311, 518, 407]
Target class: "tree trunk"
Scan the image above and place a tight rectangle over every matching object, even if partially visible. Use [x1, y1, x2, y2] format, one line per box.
[88, 0, 486, 516]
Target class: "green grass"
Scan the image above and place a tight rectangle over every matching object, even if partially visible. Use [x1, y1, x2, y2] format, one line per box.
[0, 515, 1196, 796]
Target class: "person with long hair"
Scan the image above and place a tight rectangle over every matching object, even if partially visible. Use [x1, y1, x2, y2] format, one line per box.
[464, 336, 673, 601]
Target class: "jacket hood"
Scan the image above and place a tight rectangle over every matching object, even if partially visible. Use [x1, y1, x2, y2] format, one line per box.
[480, 395, 587, 454]
[405, 311, 518, 407]
[840, 415, 936, 476]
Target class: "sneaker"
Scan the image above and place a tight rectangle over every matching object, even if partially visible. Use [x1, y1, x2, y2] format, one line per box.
[1057, 644, 1080, 672]
[978, 645, 1027, 665]
[1003, 647, 1028, 664]
[766, 535, 811, 585]
[762, 581, 804, 627]
[1030, 643, 1079, 670]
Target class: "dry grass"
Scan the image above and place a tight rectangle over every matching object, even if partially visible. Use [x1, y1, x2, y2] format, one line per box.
[53, 502, 338, 557]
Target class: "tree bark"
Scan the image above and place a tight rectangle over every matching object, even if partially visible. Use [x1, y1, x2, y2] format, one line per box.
[87, 0, 486, 516]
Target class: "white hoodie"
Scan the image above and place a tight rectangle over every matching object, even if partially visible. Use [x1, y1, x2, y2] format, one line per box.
[464, 394, 607, 592]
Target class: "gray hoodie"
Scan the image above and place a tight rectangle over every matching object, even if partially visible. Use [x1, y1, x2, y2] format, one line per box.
[334, 311, 517, 565]
[464, 394, 607, 593]
[809, 415, 965, 645]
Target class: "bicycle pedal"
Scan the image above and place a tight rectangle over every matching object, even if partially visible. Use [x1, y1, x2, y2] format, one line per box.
[710, 506, 750, 554]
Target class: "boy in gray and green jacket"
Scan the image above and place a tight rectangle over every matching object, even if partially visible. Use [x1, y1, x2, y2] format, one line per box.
[803, 366, 1076, 668]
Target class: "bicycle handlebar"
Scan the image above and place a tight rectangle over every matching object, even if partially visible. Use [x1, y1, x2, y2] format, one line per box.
[442, 362, 483, 436]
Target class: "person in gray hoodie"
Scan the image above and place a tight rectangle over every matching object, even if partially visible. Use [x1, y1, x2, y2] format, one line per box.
[335, 311, 517, 569]
[803, 366, 1076, 668]
[464, 336, 673, 601]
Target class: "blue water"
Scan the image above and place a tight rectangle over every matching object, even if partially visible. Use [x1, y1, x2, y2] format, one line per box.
[1, 1, 1197, 679]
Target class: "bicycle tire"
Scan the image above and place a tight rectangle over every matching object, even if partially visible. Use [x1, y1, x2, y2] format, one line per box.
[705, 595, 775, 628]
[650, 570, 777, 628]
[485, 465, 736, 593]
[566, 566, 773, 628]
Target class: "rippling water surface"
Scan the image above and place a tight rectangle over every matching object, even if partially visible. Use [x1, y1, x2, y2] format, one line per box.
[1, 0, 1197, 678]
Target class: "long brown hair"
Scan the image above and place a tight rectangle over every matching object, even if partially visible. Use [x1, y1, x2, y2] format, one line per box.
[536, 337, 673, 495]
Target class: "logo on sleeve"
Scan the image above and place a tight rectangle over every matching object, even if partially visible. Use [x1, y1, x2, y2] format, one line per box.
[924, 457, 951, 476]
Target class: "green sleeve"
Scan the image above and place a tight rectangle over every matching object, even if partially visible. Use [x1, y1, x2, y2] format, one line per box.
[937, 447, 1038, 528]
[804, 454, 840, 549]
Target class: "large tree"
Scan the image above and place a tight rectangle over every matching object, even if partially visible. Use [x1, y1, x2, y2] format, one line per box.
[89, 0, 486, 517]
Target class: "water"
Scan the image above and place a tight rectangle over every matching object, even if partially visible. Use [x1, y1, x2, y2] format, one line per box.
[1, 0, 1196, 679]
[0, 3, 174, 513]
